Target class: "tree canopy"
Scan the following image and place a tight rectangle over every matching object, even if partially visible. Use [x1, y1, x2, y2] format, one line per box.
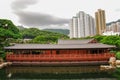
[32, 36, 58, 44]
[0, 19, 21, 41]
[20, 28, 69, 39]
[0, 19, 21, 58]
[94, 35, 120, 47]
[43, 29, 69, 35]
[20, 28, 42, 39]
[19, 28, 69, 44]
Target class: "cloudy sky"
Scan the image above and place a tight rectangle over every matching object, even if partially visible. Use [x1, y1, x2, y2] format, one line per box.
[0, 0, 120, 29]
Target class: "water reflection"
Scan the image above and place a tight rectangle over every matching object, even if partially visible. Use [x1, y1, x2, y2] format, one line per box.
[0, 66, 117, 80]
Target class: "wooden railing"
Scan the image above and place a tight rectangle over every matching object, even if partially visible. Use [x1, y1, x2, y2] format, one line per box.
[6, 53, 115, 62]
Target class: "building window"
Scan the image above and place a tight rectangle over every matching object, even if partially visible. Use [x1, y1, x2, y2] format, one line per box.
[90, 49, 98, 54]
[56, 50, 60, 54]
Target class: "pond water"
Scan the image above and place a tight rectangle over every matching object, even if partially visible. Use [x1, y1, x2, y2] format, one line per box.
[0, 65, 117, 80]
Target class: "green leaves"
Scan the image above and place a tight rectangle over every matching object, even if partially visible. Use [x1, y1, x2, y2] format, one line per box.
[33, 36, 58, 44]
[20, 28, 69, 44]
[20, 28, 69, 39]
[94, 35, 120, 46]
[0, 19, 19, 34]
[0, 19, 21, 40]
[20, 28, 41, 39]
[0, 19, 21, 58]
[94, 35, 105, 42]
[116, 52, 120, 59]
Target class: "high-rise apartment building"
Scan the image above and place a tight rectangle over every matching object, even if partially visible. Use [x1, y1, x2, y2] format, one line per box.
[72, 17, 78, 38]
[95, 9, 106, 35]
[70, 11, 95, 38]
[106, 22, 120, 32]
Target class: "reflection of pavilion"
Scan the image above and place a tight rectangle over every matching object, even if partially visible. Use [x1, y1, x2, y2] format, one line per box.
[5, 39, 115, 66]
[5, 66, 116, 80]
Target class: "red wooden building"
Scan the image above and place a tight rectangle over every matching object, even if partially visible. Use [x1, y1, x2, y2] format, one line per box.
[4, 39, 115, 65]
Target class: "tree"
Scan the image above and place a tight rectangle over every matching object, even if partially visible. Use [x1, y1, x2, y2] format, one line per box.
[33, 36, 58, 44]
[0, 19, 21, 58]
[94, 35, 105, 42]
[20, 28, 42, 39]
[115, 40, 120, 50]
[0, 19, 21, 41]
[94, 35, 120, 46]
[100, 36, 120, 45]
[116, 52, 120, 59]
[20, 28, 69, 39]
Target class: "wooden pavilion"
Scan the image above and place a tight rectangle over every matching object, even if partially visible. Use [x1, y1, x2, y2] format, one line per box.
[4, 39, 115, 66]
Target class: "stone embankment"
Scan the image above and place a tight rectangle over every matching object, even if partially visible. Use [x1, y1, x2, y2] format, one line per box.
[100, 57, 120, 70]
[0, 62, 12, 69]
[115, 60, 120, 68]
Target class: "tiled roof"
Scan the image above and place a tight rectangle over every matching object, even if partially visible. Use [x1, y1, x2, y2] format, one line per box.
[4, 43, 115, 50]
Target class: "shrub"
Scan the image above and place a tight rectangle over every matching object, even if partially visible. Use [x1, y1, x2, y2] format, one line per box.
[116, 52, 120, 59]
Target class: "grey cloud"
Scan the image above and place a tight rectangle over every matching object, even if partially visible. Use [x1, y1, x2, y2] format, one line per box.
[15, 11, 69, 26]
[11, 0, 38, 10]
[11, 0, 69, 29]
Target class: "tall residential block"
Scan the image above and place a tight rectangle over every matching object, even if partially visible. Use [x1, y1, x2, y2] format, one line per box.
[95, 9, 106, 35]
[106, 22, 120, 32]
[70, 17, 78, 38]
[70, 11, 95, 38]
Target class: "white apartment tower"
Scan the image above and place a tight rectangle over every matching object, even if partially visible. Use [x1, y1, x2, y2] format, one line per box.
[70, 11, 95, 38]
[70, 17, 78, 38]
